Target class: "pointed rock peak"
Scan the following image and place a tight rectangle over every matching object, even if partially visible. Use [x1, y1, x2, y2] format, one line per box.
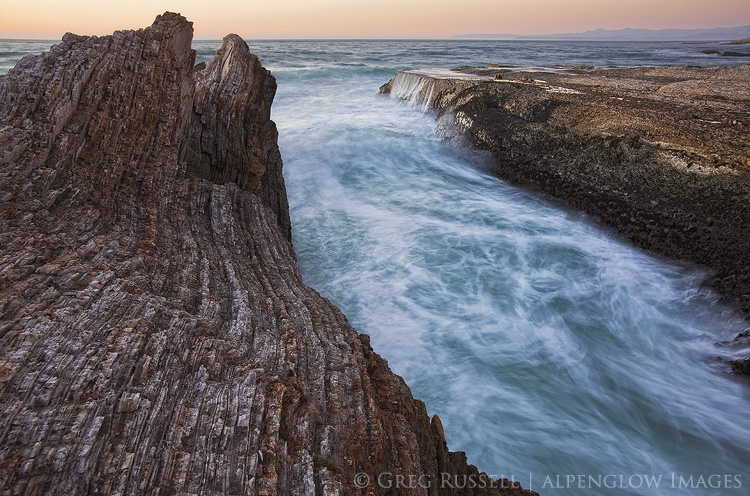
[220, 33, 251, 54]
[152, 11, 192, 30]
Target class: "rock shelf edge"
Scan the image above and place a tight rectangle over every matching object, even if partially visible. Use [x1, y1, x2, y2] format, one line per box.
[380, 65, 750, 375]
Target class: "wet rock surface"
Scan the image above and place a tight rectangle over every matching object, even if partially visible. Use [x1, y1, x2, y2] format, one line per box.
[698, 49, 750, 57]
[0, 13, 536, 496]
[381, 64, 750, 373]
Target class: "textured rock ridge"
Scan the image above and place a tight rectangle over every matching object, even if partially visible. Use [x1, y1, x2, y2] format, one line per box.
[184, 34, 290, 240]
[381, 67, 750, 364]
[0, 13, 535, 496]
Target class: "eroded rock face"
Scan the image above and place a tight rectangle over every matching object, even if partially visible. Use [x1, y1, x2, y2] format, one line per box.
[0, 13, 535, 496]
[184, 33, 290, 240]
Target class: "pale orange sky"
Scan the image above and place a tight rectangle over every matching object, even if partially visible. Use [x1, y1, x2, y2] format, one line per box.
[1, 0, 749, 39]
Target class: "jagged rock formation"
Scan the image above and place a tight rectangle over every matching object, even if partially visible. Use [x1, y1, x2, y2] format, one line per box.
[184, 34, 290, 240]
[381, 67, 750, 368]
[0, 13, 536, 496]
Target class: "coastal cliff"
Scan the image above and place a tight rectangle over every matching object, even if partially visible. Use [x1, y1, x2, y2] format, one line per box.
[0, 13, 535, 496]
[381, 66, 750, 372]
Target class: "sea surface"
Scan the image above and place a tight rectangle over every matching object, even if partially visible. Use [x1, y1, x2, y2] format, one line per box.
[3, 39, 750, 495]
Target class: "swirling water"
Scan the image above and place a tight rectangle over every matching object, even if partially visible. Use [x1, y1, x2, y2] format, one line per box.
[4, 39, 750, 494]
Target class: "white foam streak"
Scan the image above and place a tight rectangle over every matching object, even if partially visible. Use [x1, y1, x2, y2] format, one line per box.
[388, 70, 439, 111]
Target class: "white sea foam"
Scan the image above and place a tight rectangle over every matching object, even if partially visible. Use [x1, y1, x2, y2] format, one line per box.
[270, 43, 750, 496]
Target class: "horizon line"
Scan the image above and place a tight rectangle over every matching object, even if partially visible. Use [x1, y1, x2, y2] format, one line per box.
[1, 23, 748, 43]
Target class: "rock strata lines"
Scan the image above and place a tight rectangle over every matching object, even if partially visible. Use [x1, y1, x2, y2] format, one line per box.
[0, 12, 535, 496]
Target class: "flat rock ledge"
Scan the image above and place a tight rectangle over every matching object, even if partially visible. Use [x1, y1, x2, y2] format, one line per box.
[381, 65, 750, 374]
[0, 13, 536, 496]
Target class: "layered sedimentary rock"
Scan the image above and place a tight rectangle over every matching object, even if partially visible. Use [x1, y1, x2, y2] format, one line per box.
[0, 13, 535, 496]
[381, 66, 750, 371]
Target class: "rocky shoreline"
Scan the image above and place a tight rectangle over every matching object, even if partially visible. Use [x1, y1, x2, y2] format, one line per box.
[380, 64, 750, 374]
[0, 14, 536, 495]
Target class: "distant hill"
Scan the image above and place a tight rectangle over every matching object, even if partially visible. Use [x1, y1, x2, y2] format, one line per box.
[452, 26, 750, 41]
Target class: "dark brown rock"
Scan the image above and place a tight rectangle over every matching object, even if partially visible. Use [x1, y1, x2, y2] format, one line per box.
[0, 12, 535, 495]
[733, 359, 750, 374]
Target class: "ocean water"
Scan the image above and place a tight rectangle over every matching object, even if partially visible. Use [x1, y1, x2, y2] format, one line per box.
[3, 39, 750, 495]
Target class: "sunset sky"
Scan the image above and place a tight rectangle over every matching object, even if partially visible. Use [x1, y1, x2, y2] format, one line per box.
[1, 0, 749, 39]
